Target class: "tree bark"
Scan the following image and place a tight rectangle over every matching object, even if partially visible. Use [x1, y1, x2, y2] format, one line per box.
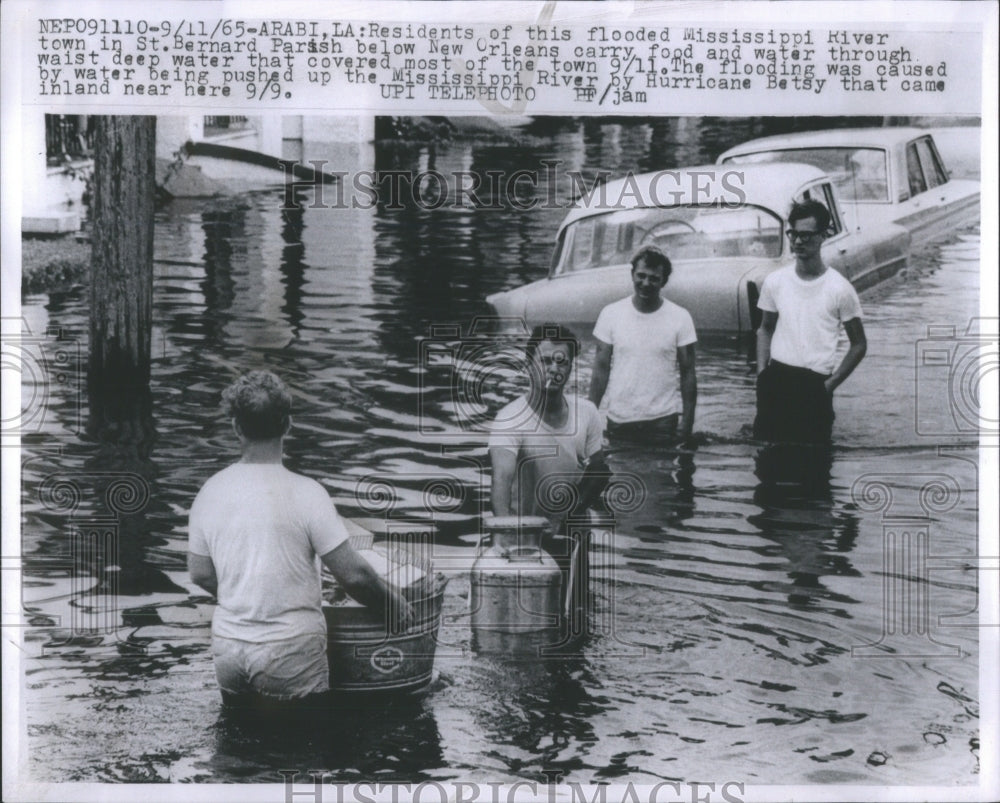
[88, 116, 156, 404]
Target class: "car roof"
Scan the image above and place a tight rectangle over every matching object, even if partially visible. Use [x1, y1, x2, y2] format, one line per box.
[717, 127, 931, 161]
[558, 162, 830, 233]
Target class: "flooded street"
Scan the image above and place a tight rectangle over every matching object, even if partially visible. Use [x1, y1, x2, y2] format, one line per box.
[17, 120, 982, 787]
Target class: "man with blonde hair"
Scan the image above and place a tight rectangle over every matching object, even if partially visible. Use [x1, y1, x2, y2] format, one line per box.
[189, 370, 412, 708]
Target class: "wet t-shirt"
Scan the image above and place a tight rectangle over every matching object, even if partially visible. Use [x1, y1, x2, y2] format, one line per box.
[593, 297, 697, 423]
[188, 463, 349, 642]
[488, 394, 603, 522]
[757, 266, 863, 375]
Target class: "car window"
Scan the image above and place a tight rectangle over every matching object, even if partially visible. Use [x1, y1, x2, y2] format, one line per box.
[906, 143, 928, 197]
[820, 185, 843, 234]
[722, 147, 889, 202]
[554, 205, 783, 274]
[567, 219, 597, 270]
[914, 138, 947, 188]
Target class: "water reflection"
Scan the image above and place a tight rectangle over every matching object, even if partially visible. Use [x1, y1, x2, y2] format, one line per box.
[278, 203, 307, 339]
[210, 695, 445, 782]
[200, 202, 241, 346]
[468, 654, 600, 776]
[88, 383, 187, 594]
[606, 445, 697, 528]
[750, 446, 860, 612]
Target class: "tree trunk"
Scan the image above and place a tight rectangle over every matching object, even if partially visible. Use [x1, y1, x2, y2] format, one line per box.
[88, 116, 156, 408]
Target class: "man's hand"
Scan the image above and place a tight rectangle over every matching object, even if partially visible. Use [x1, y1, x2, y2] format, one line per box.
[825, 317, 867, 395]
[321, 541, 415, 629]
[570, 451, 612, 518]
[387, 587, 416, 632]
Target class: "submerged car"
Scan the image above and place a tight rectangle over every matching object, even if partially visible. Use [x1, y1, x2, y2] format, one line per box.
[717, 127, 980, 249]
[485, 163, 910, 337]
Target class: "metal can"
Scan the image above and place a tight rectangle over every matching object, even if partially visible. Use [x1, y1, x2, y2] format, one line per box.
[470, 516, 562, 645]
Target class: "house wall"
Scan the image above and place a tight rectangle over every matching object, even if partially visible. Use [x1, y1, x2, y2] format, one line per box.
[22, 113, 87, 233]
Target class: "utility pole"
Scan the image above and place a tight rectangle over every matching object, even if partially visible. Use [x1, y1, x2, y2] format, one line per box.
[88, 116, 156, 431]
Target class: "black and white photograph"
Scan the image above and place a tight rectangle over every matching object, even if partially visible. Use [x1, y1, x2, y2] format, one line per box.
[3, 2, 997, 802]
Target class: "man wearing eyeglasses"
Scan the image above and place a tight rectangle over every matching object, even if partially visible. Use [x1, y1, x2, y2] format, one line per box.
[753, 200, 867, 444]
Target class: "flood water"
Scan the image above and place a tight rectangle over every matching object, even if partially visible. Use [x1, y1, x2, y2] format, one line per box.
[17, 119, 983, 788]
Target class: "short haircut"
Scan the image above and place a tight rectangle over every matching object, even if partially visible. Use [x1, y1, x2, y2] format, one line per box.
[525, 322, 579, 364]
[788, 199, 832, 233]
[630, 245, 672, 282]
[221, 370, 292, 440]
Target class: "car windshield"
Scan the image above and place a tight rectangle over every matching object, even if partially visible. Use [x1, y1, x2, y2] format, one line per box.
[722, 147, 889, 203]
[554, 204, 783, 275]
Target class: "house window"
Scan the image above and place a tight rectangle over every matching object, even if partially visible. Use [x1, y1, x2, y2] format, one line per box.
[45, 115, 94, 165]
[203, 116, 251, 134]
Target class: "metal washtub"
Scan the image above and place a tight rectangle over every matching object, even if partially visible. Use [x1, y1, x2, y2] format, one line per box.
[322, 536, 447, 695]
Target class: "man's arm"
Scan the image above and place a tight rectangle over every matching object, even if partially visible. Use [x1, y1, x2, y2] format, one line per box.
[756, 311, 778, 374]
[825, 317, 867, 393]
[677, 343, 697, 442]
[320, 542, 414, 629]
[588, 341, 613, 407]
[570, 449, 611, 518]
[188, 553, 218, 596]
[490, 447, 517, 517]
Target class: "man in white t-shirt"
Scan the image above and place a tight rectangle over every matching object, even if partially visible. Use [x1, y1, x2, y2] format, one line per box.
[589, 246, 698, 446]
[754, 200, 867, 444]
[188, 371, 412, 708]
[490, 324, 606, 529]
[489, 325, 607, 627]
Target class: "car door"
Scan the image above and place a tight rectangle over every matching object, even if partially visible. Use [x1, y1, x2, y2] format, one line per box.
[893, 137, 939, 234]
[902, 136, 977, 245]
[893, 136, 968, 233]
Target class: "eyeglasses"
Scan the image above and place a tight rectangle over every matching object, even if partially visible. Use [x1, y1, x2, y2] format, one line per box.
[786, 229, 822, 241]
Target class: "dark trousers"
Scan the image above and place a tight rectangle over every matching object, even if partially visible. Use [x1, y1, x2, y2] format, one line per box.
[754, 361, 834, 445]
[606, 413, 679, 444]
